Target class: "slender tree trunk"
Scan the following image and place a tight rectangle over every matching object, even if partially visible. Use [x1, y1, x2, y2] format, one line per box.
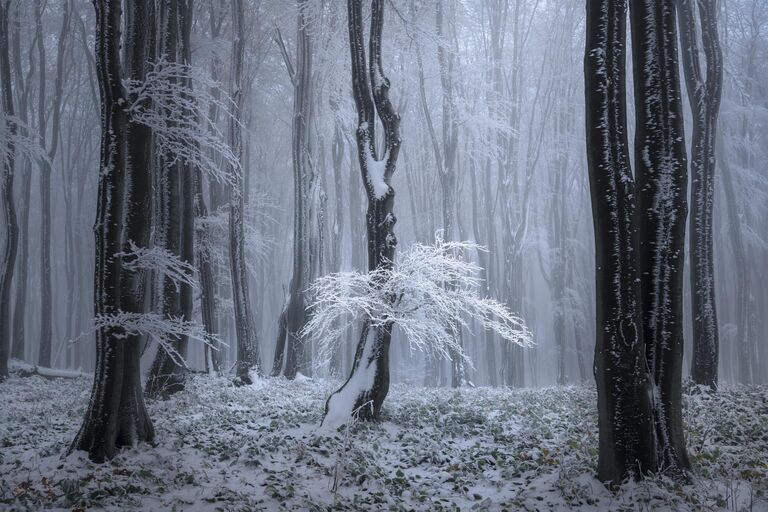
[229, 0, 261, 384]
[323, 0, 401, 426]
[10, 5, 30, 362]
[718, 135, 751, 384]
[0, 0, 18, 381]
[146, 0, 188, 396]
[677, 0, 723, 389]
[272, 0, 314, 379]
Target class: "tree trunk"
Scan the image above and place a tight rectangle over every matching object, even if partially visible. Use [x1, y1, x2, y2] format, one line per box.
[146, 0, 188, 396]
[585, 0, 657, 483]
[71, 0, 155, 462]
[323, 0, 401, 426]
[272, 0, 314, 379]
[630, 0, 691, 475]
[0, 0, 19, 381]
[677, 0, 723, 390]
[10, 7, 31, 362]
[229, 0, 261, 384]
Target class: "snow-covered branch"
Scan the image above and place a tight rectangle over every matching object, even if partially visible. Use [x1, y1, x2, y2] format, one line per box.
[123, 59, 241, 185]
[196, 193, 277, 275]
[303, 237, 534, 370]
[73, 311, 225, 370]
[117, 241, 199, 292]
[0, 113, 49, 165]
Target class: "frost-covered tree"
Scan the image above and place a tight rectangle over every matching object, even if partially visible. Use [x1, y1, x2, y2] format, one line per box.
[677, 0, 723, 389]
[272, 0, 315, 380]
[0, 0, 17, 382]
[630, 0, 691, 475]
[321, 0, 401, 425]
[70, 0, 155, 462]
[585, 0, 691, 484]
[314, 239, 532, 428]
[229, 0, 261, 385]
[585, 0, 656, 483]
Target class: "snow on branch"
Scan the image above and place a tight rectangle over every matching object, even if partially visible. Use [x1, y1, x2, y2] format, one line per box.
[196, 193, 277, 274]
[0, 113, 50, 165]
[72, 311, 225, 370]
[303, 236, 534, 370]
[117, 240, 199, 292]
[123, 59, 241, 185]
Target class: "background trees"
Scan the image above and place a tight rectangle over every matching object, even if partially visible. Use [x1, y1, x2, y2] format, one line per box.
[0, 0, 765, 406]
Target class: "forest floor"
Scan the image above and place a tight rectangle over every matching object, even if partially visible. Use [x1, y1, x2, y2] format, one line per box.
[0, 368, 766, 511]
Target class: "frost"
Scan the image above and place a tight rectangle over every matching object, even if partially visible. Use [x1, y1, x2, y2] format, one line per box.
[1, 375, 765, 510]
[303, 236, 534, 372]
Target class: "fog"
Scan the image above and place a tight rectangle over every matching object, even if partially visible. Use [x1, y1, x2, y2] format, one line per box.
[1, 0, 766, 389]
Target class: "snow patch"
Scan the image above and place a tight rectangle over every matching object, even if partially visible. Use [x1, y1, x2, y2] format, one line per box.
[321, 329, 378, 430]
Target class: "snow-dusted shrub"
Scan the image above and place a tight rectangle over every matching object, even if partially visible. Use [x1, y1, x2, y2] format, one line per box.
[303, 236, 534, 371]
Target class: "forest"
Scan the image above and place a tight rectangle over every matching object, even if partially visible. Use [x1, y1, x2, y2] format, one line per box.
[0, 0, 767, 510]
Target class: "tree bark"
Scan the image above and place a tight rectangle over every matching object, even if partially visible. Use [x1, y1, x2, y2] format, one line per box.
[0, 0, 18, 381]
[146, 0, 188, 397]
[71, 0, 155, 462]
[229, 0, 261, 384]
[323, 0, 401, 425]
[630, 0, 691, 475]
[584, 0, 657, 483]
[272, 0, 314, 379]
[677, 0, 723, 390]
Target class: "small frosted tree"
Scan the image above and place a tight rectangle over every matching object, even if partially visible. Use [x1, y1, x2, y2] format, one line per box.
[306, 237, 533, 429]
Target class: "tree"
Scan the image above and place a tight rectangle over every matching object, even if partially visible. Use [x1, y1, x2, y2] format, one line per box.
[585, 0, 691, 484]
[629, 0, 691, 474]
[314, 239, 532, 429]
[322, 0, 401, 424]
[677, 0, 723, 389]
[10, 2, 33, 363]
[585, 0, 657, 483]
[71, 0, 155, 462]
[271, 0, 315, 380]
[35, 0, 71, 368]
[0, 0, 18, 382]
[229, 0, 261, 385]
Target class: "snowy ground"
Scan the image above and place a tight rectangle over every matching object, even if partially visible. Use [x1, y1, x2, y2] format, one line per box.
[0, 371, 766, 511]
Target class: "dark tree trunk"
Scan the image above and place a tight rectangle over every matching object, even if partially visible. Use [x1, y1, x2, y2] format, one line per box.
[584, 0, 657, 484]
[629, 0, 691, 475]
[71, 0, 155, 462]
[677, 0, 723, 389]
[322, 0, 401, 425]
[37, 0, 71, 368]
[10, 7, 31, 362]
[272, 0, 314, 379]
[229, 0, 261, 384]
[0, 0, 19, 381]
[146, 0, 188, 397]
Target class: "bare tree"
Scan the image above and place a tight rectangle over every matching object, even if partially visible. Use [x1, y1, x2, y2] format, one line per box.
[0, 0, 18, 381]
[585, 0, 691, 483]
[322, 0, 401, 424]
[229, 0, 261, 384]
[677, 0, 723, 389]
[35, 0, 71, 368]
[70, 0, 155, 462]
[271, 0, 315, 379]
